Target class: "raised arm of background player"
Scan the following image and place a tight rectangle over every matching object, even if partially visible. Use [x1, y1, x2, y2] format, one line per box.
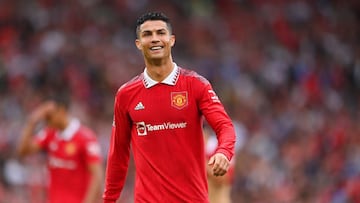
[16, 101, 54, 157]
[16, 101, 103, 203]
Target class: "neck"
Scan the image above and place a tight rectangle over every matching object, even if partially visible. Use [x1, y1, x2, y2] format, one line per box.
[145, 57, 174, 82]
[58, 116, 70, 130]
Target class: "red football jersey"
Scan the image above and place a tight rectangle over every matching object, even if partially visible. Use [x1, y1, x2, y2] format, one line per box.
[35, 119, 101, 203]
[103, 64, 236, 203]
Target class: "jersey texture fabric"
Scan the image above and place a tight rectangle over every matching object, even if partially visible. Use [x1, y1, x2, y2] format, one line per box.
[35, 119, 101, 203]
[103, 64, 235, 203]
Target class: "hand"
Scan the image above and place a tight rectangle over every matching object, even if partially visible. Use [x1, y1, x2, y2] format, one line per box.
[28, 101, 56, 124]
[208, 153, 230, 177]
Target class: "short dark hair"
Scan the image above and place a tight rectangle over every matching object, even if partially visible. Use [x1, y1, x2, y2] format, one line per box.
[47, 92, 71, 110]
[135, 12, 172, 38]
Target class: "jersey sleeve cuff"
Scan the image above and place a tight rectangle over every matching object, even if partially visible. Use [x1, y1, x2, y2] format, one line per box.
[215, 149, 233, 162]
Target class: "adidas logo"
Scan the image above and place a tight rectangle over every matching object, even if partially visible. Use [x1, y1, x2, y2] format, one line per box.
[134, 102, 145, 110]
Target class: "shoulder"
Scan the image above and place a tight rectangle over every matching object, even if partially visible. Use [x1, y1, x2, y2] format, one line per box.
[118, 73, 144, 92]
[116, 73, 144, 96]
[76, 125, 98, 141]
[75, 126, 102, 156]
[179, 67, 210, 86]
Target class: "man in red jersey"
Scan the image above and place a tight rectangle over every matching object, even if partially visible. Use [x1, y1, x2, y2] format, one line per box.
[103, 12, 236, 203]
[17, 94, 103, 203]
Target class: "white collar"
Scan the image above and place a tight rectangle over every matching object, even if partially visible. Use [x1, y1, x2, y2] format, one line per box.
[58, 118, 80, 141]
[143, 63, 180, 88]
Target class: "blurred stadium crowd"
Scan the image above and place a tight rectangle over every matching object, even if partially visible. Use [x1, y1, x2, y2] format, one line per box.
[0, 0, 360, 202]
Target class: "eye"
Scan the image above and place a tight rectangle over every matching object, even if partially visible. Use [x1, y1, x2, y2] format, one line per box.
[141, 31, 152, 37]
[158, 30, 167, 35]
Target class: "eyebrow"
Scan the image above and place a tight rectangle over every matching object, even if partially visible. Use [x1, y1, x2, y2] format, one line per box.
[141, 28, 167, 33]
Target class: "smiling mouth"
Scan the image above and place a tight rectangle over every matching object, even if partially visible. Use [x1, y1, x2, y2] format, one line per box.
[150, 46, 163, 50]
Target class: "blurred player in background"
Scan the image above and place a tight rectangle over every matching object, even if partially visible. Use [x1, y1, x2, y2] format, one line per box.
[204, 125, 235, 203]
[103, 12, 236, 202]
[16, 94, 103, 203]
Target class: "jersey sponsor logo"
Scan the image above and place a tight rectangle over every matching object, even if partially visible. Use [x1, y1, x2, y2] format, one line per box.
[136, 121, 187, 136]
[48, 155, 77, 169]
[171, 91, 188, 109]
[136, 122, 147, 136]
[208, 90, 220, 103]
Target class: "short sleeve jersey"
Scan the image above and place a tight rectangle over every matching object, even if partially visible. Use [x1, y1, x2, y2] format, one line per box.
[35, 119, 101, 203]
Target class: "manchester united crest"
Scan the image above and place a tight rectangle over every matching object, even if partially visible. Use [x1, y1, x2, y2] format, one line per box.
[171, 91, 188, 109]
[65, 142, 77, 156]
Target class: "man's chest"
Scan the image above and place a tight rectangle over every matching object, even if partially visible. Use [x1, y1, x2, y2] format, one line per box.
[47, 138, 82, 169]
[49, 138, 80, 156]
[127, 85, 197, 123]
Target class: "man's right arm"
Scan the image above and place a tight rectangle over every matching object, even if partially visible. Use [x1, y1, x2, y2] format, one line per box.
[16, 102, 55, 158]
[103, 92, 132, 203]
[16, 118, 41, 158]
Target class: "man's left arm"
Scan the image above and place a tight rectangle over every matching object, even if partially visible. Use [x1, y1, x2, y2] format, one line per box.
[83, 140, 103, 203]
[83, 162, 103, 203]
[198, 83, 236, 176]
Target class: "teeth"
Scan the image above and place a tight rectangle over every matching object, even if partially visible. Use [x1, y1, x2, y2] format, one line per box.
[150, 46, 162, 50]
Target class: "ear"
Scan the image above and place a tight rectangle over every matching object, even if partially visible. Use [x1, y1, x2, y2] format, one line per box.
[170, 35, 175, 47]
[135, 39, 142, 50]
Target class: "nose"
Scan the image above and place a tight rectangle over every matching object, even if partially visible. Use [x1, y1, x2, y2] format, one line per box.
[150, 33, 160, 42]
